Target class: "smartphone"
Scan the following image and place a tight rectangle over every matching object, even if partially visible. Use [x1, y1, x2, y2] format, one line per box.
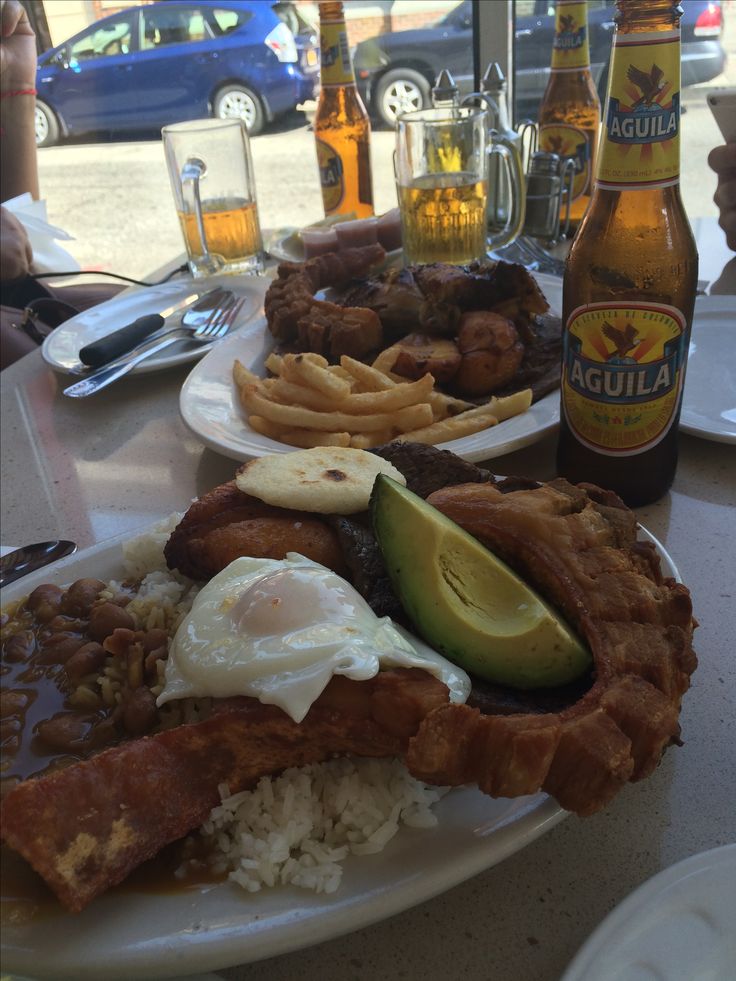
[707, 88, 736, 144]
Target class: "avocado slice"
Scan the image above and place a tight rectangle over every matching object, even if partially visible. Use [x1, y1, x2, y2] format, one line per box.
[371, 475, 591, 689]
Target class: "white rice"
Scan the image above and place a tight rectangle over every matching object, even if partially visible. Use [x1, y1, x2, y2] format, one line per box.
[114, 514, 450, 895]
[182, 758, 448, 895]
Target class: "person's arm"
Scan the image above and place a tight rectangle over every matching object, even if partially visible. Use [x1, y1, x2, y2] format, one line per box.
[0, 0, 39, 201]
[708, 143, 736, 252]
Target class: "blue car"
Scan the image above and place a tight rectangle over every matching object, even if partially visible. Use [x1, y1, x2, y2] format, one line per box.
[35, 0, 319, 147]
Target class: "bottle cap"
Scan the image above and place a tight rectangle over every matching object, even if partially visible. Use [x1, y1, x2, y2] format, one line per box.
[432, 69, 459, 103]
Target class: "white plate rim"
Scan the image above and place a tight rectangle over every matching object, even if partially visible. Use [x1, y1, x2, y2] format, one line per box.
[41, 274, 269, 377]
[560, 843, 736, 981]
[679, 294, 736, 444]
[1, 513, 679, 980]
[178, 272, 563, 464]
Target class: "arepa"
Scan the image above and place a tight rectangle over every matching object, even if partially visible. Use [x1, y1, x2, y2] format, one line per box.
[235, 447, 406, 514]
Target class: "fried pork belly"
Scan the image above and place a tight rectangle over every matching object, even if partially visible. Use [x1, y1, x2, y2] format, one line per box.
[403, 478, 696, 815]
[0, 670, 449, 912]
[264, 244, 386, 359]
[164, 480, 347, 581]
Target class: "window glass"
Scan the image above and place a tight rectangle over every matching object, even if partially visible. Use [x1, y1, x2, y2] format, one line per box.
[141, 6, 211, 49]
[210, 7, 253, 35]
[34, 0, 734, 283]
[69, 16, 134, 60]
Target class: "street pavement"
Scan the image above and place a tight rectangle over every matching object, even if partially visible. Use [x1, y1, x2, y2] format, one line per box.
[37, 24, 735, 280]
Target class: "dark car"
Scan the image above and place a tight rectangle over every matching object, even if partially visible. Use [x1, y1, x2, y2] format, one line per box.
[353, 0, 727, 127]
[34, 0, 319, 147]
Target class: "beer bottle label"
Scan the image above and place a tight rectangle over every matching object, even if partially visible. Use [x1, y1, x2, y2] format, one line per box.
[539, 123, 591, 200]
[561, 302, 688, 456]
[320, 18, 354, 87]
[597, 29, 680, 190]
[550, 1, 591, 71]
[315, 136, 345, 212]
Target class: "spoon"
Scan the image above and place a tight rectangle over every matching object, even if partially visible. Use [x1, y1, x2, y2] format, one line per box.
[0, 541, 78, 589]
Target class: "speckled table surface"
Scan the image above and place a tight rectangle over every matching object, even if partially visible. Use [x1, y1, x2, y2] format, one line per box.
[1, 236, 734, 981]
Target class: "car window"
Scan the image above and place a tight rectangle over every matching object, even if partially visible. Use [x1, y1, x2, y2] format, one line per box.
[273, 2, 312, 37]
[141, 7, 212, 50]
[208, 7, 254, 36]
[435, 1, 468, 29]
[69, 16, 135, 61]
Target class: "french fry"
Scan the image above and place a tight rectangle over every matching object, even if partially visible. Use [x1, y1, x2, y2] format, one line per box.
[487, 388, 533, 420]
[242, 382, 432, 433]
[281, 352, 352, 400]
[394, 411, 500, 445]
[233, 359, 261, 389]
[264, 352, 284, 376]
[370, 345, 401, 376]
[248, 415, 350, 448]
[349, 430, 395, 449]
[267, 377, 345, 413]
[340, 355, 396, 392]
[340, 374, 435, 414]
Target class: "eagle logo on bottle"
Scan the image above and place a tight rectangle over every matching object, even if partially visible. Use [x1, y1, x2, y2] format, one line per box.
[562, 303, 688, 454]
[598, 32, 681, 189]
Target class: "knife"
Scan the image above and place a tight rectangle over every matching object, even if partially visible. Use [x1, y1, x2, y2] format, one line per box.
[76, 290, 203, 368]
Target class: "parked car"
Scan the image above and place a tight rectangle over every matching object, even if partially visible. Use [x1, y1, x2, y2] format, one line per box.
[34, 0, 319, 147]
[353, 0, 727, 127]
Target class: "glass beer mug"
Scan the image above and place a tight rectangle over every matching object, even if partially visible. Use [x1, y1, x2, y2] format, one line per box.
[395, 106, 524, 265]
[162, 118, 263, 277]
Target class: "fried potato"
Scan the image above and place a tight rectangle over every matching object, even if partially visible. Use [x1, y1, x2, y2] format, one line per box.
[241, 381, 433, 433]
[234, 340, 531, 451]
[247, 415, 351, 449]
[279, 352, 352, 400]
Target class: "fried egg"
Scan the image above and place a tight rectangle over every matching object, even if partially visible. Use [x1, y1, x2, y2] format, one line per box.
[157, 554, 471, 722]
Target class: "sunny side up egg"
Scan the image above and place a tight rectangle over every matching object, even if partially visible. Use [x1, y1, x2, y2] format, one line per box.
[157, 554, 471, 722]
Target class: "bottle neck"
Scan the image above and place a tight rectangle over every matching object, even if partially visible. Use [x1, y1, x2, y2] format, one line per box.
[319, 4, 356, 87]
[550, 0, 591, 72]
[594, 20, 681, 193]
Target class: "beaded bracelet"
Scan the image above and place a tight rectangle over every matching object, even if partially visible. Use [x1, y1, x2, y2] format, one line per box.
[0, 89, 37, 99]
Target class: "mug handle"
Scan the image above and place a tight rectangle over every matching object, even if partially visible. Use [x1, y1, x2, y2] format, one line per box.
[181, 157, 219, 274]
[486, 134, 526, 251]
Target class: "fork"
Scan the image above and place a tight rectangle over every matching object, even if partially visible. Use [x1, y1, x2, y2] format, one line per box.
[63, 294, 245, 398]
[491, 236, 567, 277]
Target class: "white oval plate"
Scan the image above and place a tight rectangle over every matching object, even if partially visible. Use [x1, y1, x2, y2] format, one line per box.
[561, 843, 736, 981]
[680, 295, 736, 444]
[41, 274, 269, 376]
[179, 273, 562, 463]
[0, 523, 565, 981]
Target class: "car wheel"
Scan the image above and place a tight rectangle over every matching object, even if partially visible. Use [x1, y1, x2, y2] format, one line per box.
[213, 85, 264, 136]
[375, 68, 431, 127]
[35, 100, 60, 148]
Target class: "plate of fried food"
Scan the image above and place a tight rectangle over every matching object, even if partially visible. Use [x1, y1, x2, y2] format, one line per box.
[0, 443, 696, 980]
[179, 245, 563, 463]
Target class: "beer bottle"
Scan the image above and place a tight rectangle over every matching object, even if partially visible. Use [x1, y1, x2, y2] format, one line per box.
[314, 1, 374, 218]
[556, 0, 698, 507]
[538, 0, 601, 233]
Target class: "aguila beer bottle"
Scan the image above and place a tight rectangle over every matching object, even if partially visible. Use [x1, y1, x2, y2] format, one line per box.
[314, 1, 374, 218]
[556, 0, 698, 507]
[538, 0, 601, 233]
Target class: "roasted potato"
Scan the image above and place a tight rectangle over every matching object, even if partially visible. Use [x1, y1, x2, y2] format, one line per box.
[453, 312, 525, 397]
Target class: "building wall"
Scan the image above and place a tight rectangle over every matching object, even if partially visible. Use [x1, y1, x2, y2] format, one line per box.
[42, 0, 459, 48]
